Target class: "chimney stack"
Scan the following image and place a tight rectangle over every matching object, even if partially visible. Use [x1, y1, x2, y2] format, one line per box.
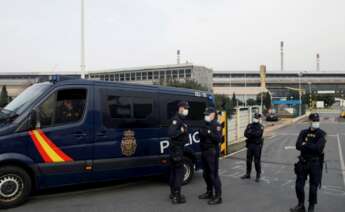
[177, 50, 180, 64]
[316, 53, 320, 72]
[280, 41, 284, 71]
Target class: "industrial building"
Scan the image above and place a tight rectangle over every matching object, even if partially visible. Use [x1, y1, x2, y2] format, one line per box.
[85, 63, 213, 90]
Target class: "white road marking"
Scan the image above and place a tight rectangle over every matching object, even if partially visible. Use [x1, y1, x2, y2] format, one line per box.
[284, 146, 296, 150]
[336, 134, 345, 189]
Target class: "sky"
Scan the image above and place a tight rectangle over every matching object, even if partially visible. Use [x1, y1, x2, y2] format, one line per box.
[1, 0, 345, 72]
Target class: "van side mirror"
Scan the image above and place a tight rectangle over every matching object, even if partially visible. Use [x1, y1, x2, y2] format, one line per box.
[30, 109, 38, 129]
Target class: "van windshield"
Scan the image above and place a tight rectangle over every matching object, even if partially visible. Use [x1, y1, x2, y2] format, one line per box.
[3, 82, 52, 116]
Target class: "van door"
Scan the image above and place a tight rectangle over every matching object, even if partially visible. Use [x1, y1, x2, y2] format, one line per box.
[92, 86, 164, 181]
[29, 85, 93, 187]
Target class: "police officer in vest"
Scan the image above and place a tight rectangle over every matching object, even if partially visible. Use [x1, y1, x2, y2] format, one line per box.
[241, 113, 264, 182]
[290, 113, 326, 212]
[168, 101, 190, 204]
[198, 107, 223, 205]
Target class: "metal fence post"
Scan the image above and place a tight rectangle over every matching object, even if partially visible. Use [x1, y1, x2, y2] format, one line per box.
[236, 108, 240, 142]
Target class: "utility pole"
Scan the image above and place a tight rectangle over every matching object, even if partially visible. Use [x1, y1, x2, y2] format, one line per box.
[80, 0, 86, 79]
[298, 72, 302, 116]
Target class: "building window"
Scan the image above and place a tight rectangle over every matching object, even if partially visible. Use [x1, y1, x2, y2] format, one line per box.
[172, 70, 178, 79]
[136, 72, 142, 80]
[100, 75, 105, 80]
[166, 70, 172, 80]
[120, 73, 124, 81]
[125, 73, 130, 81]
[110, 74, 115, 81]
[115, 74, 119, 81]
[148, 72, 153, 80]
[142, 72, 147, 80]
[130, 73, 135, 81]
[186, 69, 191, 78]
[154, 71, 159, 79]
[160, 71, 165, 79]
[178, 69, 185, 78]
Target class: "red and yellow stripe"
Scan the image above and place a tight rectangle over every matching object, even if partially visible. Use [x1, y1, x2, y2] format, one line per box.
[29, 129, 73, 163]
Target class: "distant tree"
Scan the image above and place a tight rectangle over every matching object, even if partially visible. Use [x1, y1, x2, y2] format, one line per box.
[231, 93, 237, 107]
[165, 79, 208, 91]
[0, 86, 9, 107]
[246, 98, 256, 106]
[316, 94, 335, 107]
[214, 94, 234, 116]
[256, 92, 271, 112]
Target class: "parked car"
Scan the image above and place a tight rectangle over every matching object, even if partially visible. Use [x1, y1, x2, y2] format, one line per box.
[266, 112, 279, 121]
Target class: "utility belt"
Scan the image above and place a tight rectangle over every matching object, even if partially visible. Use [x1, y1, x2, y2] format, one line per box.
[298, 156, 321, 163]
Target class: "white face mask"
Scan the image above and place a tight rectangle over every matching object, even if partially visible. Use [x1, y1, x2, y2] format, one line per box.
[253, 118, 259, 123]
[204, 115, 211, 122]
[311, 122, 320, 129]
[182, 109, 189, 116]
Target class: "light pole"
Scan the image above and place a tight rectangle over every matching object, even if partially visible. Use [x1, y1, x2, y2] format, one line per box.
[80, 0, 86, 79]
[308, 81, 312, 110]
[244, 72, 247, 107]
[298, 72, 302, 116]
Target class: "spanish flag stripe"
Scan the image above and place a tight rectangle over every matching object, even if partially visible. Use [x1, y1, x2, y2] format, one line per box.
[29, 131, 53, 163]
[32, 130, 65, 162]
[37, 129, 73, 162]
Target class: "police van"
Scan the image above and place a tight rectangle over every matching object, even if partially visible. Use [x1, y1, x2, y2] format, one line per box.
[0, 78, 214, 208]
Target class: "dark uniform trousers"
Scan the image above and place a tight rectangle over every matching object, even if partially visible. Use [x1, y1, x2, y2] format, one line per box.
[200, 119, 222, 196]
[201, 148, 222, 195]
[294, 128, 326, 206]
[168, 114, 188, 195]
[169, 146, 185, 194]
[246, 143, 262, 175]
[295, 159, 322, 205]
[244, 122, 264, 176]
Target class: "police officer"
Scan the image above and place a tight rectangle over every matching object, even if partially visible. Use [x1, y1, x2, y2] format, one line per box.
[241, 113, 264, 182]
[168, 101, 190, 204]
[290, 113, 326, 212]
[198, 107, 223, 205]
[56, 99, 81, 123]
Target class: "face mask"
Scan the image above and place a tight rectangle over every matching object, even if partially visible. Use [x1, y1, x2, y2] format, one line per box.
[311, 122, 320, 129]
[182, 109, 189, 116]
[253, 118, 259, 123]
[204, 115, 211, 122]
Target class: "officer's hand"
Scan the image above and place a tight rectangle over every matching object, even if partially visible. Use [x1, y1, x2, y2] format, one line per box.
[180, 127, 185, 133]
[302, 142, 306, 146]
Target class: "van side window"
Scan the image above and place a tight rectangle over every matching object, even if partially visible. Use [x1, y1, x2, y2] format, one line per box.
[100, 88, 156, 128]
[133, 97, 153, 119]
[39, 89, 87, 128]
[108, 96, 131, 119]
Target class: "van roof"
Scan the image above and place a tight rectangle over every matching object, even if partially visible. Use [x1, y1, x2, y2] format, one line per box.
[53, 79, 212, 97]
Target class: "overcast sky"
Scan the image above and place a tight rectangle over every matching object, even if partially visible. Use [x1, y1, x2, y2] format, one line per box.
[1, 0, 345, 72]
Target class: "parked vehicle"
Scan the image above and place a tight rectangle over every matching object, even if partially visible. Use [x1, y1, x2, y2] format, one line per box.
[0, 78, 214, 208]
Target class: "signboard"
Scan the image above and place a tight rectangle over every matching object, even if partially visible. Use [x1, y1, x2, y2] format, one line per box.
[272, 100, 301, 105]
[317, 90, 335, 94]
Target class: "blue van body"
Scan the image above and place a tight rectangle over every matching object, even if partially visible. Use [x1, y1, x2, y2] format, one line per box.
[0, 79, 215, 191]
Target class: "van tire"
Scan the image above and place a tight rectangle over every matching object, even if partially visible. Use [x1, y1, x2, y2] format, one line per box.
[182, 157, 194, 185]
[0, 166, 32, 209]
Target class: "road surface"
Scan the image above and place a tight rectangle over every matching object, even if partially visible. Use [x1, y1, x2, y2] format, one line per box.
[9, 113, 345, 212]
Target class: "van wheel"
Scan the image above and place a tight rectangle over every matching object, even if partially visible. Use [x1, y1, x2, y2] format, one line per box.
[0, 166, 32, 209]
[182, 157, 194, 185]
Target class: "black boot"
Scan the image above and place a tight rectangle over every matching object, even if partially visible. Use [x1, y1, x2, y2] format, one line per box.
[241, 174, 250, 179]
[171, 192, 186, 204]
[208, 195, 222, 205]
[308, 204, 315, 212]
[255, 173, 261, 182]
[169, 193, 175, 200]
[198, 191, 213, 199]
[290, 204, 306, 212]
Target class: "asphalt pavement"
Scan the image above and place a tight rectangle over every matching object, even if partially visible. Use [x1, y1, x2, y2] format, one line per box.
[8, 113, 345, 212]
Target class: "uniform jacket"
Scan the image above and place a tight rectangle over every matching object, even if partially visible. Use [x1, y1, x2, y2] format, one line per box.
[168, 113, 189, 150]
[199, 119, 222, 151]
[296, 128, 327, 159]
[244, 122, 264, 145]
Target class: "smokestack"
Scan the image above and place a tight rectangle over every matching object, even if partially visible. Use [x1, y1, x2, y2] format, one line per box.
[177, 50, 180, 64]
[316, 53, 320, 72]
[280, 41, 284, 71]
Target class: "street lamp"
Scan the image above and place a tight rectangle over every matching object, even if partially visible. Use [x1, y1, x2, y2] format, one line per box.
[298, 72, 302, 116]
